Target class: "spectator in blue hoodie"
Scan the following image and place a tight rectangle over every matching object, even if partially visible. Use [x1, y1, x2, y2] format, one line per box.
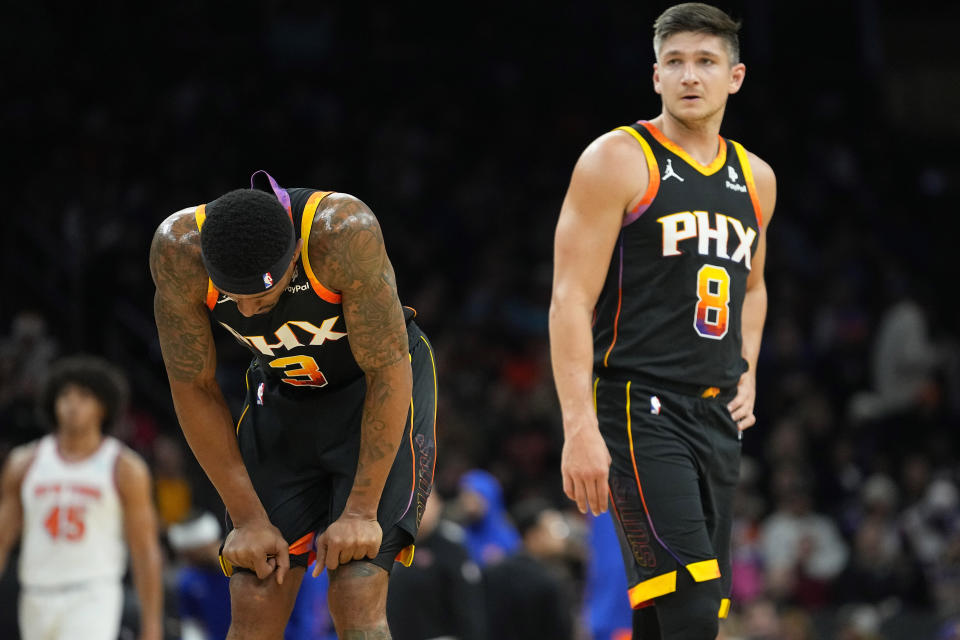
[451, 469, 521, 566]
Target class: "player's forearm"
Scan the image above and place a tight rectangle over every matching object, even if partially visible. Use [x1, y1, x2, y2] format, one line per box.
[344, 357, 412, 517]
[741, 281, 768, 374]
[0, 498, 22, 576]
[549, 300, 599, 433]
[0, 533, 14, 576]
[130, 542, 164, 639]
[169, 381, 267, 524]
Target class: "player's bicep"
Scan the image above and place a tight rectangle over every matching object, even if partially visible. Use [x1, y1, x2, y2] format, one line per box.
[153, 289, 217, 384]
[149, 214, 218, 384]
[312, 195, 407, 371]
[552, 147, 636, 307]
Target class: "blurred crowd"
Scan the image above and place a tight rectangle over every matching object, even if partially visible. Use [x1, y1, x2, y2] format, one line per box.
[3, 2, 960, 639]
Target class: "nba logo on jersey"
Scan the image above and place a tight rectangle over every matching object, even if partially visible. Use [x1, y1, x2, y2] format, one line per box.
[257, 382, 265, 405]
[263, 272, 274, 289]
[650, 396, 661, 415]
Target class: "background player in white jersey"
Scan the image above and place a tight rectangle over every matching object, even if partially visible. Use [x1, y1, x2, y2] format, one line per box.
[0, 355, 164, 640]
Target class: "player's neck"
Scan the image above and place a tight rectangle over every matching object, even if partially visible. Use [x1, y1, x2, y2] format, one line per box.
[55, 427, 105, 460]
[651, 112, 724, 165]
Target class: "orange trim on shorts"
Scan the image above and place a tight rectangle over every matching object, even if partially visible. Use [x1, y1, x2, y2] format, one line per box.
[640, 121, 727, 175]
[687, 558, 721, 582]
[300, 191, 343, 304]
[288, 532, 314, 556]
[395, 544, 416, 567]
[218, 552, 234, 577]
[731, 140, 763, 230]
[718, 598, 731, 619]
[701, 386, 721, 398]
[629, 571, 677, 607]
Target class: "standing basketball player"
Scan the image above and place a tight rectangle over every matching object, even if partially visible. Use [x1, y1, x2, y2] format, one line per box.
[0, 355, 163, 640]
[550, 4, 775, 638]
[149, 172, 437, 638]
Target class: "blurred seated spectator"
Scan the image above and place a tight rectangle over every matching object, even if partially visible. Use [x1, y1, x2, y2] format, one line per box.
[387, 492, 486, 640]
[834, 604, 884, 640]
[482, 497, 576, 640]
[0, 310, 57, 442]
[834, 489, 929, 608]
[153, 434, 193, 527]
[848, 293, 941, 424]
[0, 311, 58, 407]
[730, 455, 767, 606]
[759, 467, 848, 608]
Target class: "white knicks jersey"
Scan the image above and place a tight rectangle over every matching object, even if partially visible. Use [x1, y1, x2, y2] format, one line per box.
[19, 435, 127, 587]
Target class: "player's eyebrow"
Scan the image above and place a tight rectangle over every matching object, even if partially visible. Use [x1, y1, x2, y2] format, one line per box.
[662, 48, 722, 58]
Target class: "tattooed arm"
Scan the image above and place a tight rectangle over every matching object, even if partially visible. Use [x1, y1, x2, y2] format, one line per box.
[309, 194, 412, 572]
[149, 209, 289, 583]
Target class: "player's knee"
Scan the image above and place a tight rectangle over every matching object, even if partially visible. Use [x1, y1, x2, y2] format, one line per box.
[227, 570, 300, 639]
[655, 579, 721, 640]
[327, 561, 390, 630]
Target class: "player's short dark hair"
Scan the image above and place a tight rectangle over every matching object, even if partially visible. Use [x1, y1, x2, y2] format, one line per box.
[653, 3, 742, 64]
[200, 188, 295, 286]
[38, 355, 130, 432]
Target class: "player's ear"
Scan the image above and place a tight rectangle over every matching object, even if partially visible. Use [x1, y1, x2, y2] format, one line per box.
[653, 63, 662, 95]
[728, 63, 745, 94]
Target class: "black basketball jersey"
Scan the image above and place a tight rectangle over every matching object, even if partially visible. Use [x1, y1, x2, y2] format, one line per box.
[593, 121, 763, 389]
[196, 187, 365, 392]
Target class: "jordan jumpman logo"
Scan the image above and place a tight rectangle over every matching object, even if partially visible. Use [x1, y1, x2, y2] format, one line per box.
[663, 158, 684, 182]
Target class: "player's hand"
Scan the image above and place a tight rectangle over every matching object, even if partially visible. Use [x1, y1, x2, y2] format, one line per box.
[561, 416, 612, 516]
[727, 371, 757, 431]
[222, 517, 291, 585]
[313, 514, 382, 576]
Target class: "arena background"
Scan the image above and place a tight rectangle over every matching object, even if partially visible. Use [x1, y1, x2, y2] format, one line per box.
[2, 2, 959, 638]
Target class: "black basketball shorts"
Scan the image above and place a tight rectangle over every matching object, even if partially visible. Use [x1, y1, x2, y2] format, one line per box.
[595, 375, 740, 619]
[226, 321, 437, 574]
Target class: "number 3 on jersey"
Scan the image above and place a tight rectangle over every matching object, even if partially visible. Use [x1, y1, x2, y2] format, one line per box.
[695, 264, 730, 339]
[44, 505, 86, 541]
[268, 355, 329, 387]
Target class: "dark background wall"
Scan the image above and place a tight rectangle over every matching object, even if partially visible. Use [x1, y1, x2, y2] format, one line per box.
[2, 1, 960, 638]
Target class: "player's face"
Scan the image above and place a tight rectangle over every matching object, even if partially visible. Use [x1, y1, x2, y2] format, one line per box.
[55, 384, 106, 434]
[653, 32, 745, 126]
[221, 244, 301, 317]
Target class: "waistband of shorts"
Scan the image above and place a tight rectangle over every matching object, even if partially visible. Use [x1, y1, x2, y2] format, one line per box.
[597, 371, 735, 399]
[22, 577, 115, 593]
